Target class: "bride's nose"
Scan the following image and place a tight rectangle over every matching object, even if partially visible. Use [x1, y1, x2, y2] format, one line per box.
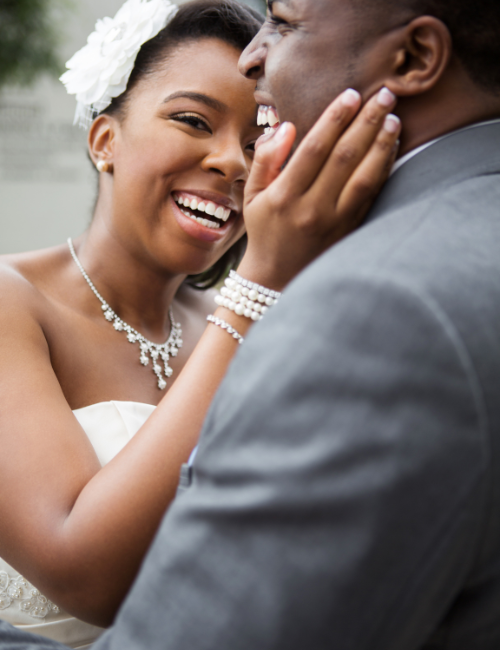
[201, 136, 249, 184]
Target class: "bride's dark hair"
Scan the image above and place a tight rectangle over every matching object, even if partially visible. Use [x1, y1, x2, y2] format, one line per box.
[103, 0, 264, 290]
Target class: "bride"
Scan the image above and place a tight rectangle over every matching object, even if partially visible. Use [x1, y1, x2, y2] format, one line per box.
[0, 0, 401, 647]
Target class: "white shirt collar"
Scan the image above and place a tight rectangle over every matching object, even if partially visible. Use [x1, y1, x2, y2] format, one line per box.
[390, 118, 500, 176]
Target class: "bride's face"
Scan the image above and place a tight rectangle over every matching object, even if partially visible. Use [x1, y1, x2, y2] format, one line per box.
[102, 38, 262, 276]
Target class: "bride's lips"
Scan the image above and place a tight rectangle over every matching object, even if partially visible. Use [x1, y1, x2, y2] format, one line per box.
[170, 190, 239, 243]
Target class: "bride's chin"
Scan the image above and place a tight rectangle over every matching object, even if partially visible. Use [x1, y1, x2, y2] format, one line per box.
[157, 244, 222, 279]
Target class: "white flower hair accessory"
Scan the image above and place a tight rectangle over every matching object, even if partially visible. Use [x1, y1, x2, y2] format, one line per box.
[60, 0, 178, 129]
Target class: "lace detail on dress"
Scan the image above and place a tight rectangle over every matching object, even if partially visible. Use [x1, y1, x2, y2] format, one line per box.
[0, 571, 60, 620]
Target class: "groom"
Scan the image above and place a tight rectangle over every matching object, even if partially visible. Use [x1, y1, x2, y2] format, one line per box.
[2, 0, 500, 648]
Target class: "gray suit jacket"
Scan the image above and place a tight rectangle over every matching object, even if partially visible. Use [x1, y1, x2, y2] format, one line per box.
[1, 122, 500, 650]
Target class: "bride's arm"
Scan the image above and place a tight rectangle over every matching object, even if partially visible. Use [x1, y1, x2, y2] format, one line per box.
[0, 89, 400, 627]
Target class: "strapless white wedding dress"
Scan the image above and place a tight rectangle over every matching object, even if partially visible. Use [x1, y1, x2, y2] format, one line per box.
[0, 401, 156, 649]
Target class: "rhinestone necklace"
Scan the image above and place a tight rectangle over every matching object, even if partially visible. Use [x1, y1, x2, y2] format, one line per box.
[68, 238, 183, 390]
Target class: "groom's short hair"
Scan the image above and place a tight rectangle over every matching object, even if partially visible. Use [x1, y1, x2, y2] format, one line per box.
[357, 0, 500, 94]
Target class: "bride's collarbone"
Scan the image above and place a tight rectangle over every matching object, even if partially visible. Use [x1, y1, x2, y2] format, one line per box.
[39, 286, 212, 410]
[42, 307, 187, 409]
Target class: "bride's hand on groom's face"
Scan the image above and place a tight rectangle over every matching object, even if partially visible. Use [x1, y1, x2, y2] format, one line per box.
[238, 87, 401, 291]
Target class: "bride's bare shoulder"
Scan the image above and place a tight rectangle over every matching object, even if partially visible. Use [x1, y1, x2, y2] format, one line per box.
[0, 243, 68, 310]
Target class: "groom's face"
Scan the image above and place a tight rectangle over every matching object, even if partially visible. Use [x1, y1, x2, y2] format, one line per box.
[240, 0, 395, 143]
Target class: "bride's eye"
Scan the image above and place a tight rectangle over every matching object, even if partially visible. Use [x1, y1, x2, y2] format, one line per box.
[171, 113, 211, 133]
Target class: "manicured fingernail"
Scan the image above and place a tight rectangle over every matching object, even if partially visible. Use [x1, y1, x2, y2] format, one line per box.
[254, 133, 271, 150]
[378, 87, 396, 107]
[341, 88, 361, 107]
[274, 121, 290, 142]
[255, 123, 289, 150]
[384, 114, 401, 133]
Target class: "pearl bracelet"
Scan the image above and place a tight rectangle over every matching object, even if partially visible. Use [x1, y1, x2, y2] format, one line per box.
[214, 272, 281, 322]
[228, 270, 282, 300]
[207, 315, 244, 345]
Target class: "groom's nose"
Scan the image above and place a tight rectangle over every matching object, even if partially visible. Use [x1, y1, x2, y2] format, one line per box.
[239, 35, 266, 80]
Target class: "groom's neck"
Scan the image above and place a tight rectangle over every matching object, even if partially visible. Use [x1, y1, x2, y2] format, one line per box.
[394, 61, 500, 158]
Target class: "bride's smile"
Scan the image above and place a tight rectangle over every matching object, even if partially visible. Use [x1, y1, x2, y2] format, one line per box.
[172, 190, 237, 237]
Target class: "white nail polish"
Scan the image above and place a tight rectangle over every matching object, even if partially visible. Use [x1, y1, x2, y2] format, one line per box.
[384, 114, 400, 133]
[378, 87, 396, 107]
[274, 122, 289, 142]
[341, 88, 361, 107]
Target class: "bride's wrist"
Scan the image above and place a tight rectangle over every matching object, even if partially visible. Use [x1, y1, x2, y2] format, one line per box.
[236, 255, 288, 294]
[214, 271, 281, 320]
[207, 270, 282, 343]
[208, 306, 253, 340]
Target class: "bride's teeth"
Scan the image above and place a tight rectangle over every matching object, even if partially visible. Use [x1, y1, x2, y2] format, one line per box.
[205, 202, 216, 216]
[175, 194, 233, 224]
[268, 109, 279, 127]
[180, 208, 221, 229]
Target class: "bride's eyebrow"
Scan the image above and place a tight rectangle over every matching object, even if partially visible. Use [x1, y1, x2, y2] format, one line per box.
[161, 91, 227, 113]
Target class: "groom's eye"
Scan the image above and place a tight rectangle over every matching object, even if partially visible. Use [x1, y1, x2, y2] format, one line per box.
[269, 15, 286, 26]
[266, 1, 294, 34]
[267, 12, 291, 34]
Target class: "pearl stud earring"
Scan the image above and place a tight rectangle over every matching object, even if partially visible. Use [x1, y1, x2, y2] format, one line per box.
[96, 160, 110, 173]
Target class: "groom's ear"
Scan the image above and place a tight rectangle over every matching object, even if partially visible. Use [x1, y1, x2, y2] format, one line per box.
[88, 114, 117, 169]
[383, 16, 453, 97]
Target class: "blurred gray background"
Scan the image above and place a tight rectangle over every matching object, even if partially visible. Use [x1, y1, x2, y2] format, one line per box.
[0, 0, 265, 255]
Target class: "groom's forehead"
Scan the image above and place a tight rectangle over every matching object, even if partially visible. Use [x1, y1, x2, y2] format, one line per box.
[264, 0, 399, 37]
[267, 0, 317, 12]
[266, 0, 362, 21]
[267, 0, 316, 10]
[266, 0, 401, 14]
